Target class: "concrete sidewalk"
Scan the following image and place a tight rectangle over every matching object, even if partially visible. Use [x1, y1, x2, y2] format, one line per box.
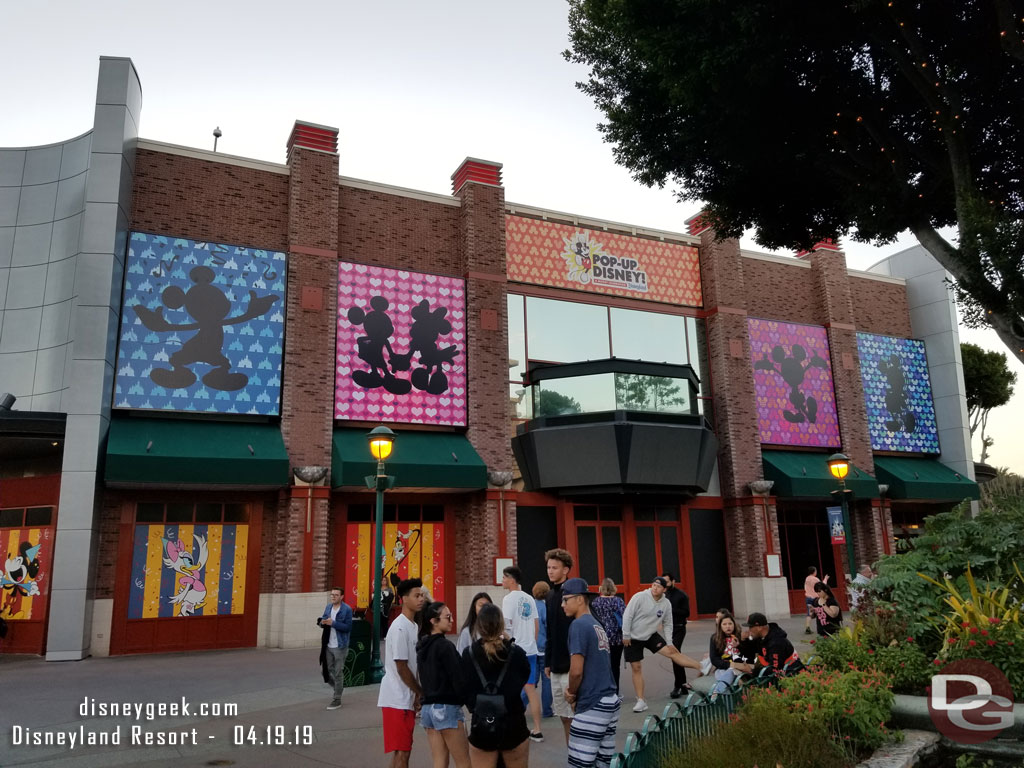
[0, 614, 814, 767]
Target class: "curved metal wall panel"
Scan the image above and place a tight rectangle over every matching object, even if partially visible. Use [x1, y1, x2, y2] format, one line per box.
[0, 133, 91, 410]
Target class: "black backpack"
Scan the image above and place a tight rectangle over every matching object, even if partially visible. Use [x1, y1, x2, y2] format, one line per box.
[468, 644, 511, 744]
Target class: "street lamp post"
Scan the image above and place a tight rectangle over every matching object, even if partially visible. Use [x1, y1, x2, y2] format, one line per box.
[365, 426, 396, 684]
[827, 452, 856, 581]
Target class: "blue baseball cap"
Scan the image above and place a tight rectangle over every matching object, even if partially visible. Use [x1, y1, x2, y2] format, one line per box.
[561, 578, 590, 596]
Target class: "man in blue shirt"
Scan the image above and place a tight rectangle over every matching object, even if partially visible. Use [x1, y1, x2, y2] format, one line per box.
[562, 578, 620, 768]
[319, 587, 353, 710]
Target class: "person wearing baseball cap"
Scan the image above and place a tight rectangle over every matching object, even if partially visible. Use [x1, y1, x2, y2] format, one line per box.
[731, 612, 804, 677]
[621, 577, 702, 713]
[561, 578, 621, 768]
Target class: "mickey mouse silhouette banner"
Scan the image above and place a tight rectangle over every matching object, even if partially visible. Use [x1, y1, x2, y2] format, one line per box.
[335, 262, 467, 426]
[748, 318, 841, 447]
[115, 233, 287, 415]
[855, 333, 940, 453]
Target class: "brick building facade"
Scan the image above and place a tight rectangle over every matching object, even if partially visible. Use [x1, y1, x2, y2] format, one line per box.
[1, 59, 978, 658]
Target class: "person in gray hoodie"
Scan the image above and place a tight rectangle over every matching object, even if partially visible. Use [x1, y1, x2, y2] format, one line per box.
[621, 577, 702, 713]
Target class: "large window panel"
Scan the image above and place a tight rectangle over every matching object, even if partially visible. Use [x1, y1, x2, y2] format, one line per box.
[507, 294, 527, 383]
[686, 317, 708, 393]
[525, 297, 610, 363]
[611, 308, 687, 364]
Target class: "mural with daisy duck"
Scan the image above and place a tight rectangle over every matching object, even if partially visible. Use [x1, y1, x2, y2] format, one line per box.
[127, 525, 248, 618]
[336, 262, 467, 426]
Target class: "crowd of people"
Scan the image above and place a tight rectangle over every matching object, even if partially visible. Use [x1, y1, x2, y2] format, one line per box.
[316, 553, 874, 767]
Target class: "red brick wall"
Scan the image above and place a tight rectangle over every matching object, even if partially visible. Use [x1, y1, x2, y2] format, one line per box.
[455, 496, 502, 585]
[131, 150, 289, 251]
[94, 490, 124, 598]
[742, 257, 819, 324]
[338, 186, 461, 274]
[849, 277, 913, 337]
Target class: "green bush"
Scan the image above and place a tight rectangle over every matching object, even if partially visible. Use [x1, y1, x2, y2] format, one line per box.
[812, 633, 932, 694]
[668, 693, 847, 768]
[867, 502, 1024, 652]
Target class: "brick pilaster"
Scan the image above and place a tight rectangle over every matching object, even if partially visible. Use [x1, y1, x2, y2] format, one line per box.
[281, 121, 341, 593]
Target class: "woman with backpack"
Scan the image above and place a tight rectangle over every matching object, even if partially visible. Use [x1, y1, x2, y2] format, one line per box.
[460, 603, 531, 767]
[417, 601, 471, 768]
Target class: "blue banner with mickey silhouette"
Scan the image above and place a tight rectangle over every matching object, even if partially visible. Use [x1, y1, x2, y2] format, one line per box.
[114, 233, 287, 415]
[856, 332, 940, 453]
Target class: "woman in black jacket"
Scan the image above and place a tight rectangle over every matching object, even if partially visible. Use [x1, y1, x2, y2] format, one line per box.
[460, 603, 531, 767]
[812, 582, 843, 636]
[417, 601, 471, 768]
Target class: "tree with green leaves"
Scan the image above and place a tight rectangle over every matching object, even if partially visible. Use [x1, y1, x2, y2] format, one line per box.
[613, 372, 687, 412]
[566, 0, 1024, 365]
[535, 388, 583, 417]
[961, 342, 1017, 462]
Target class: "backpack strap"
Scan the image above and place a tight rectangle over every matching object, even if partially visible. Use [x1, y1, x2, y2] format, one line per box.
[470, 641, 515, 692]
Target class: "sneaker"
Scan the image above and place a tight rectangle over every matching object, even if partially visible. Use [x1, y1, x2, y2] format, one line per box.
[804, 628, 812, 635]
[670, 687, 683, 699]
[326, 699, 342, 710]
[530, 732, 544, 743]
[632, 698, 648, 713]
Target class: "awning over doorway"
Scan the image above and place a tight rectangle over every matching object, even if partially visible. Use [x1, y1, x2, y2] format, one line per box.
[331, 428, 487, 490]
[762, 450, 878, 499]
[872, 456, 980, 501]
[105, 417, 290, 488]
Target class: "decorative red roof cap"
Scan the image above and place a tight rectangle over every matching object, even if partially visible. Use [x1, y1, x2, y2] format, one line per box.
[451, 157, 503, 194]
[794, 237, 841, 258]
[684, 211, 711, 236]
[286, 120, 339, 162]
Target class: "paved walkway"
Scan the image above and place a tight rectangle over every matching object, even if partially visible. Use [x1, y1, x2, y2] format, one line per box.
[0, 614, 814, 767]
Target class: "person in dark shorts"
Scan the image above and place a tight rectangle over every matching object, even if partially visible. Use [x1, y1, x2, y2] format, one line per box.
[621, 577, 702, 713]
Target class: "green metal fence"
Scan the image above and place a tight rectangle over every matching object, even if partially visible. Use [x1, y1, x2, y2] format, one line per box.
[610, 672, 777, 768]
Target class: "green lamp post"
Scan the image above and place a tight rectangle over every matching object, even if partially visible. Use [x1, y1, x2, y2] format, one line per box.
[827, 452, 856, 583]
[365, 425, 396, 684]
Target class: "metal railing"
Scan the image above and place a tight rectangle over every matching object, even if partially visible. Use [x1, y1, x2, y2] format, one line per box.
[610, 672, 778, 768]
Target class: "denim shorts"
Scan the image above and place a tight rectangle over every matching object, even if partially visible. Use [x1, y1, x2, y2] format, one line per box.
[420, 702, 465, 731]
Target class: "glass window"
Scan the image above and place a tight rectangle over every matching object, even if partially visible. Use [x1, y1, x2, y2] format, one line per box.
[574, 505, 599, 521]
[525, 297, 609, 363]
[422, 505, 444, 522]
[636, 527, 658, 582]
[25, 507, 53, 526]
[0, 508, 24, 527]
[166, 503, 193, 523]
[195, 503, 222, 523]
[614, 373, 691, 413]
[577, 526, 599, 584]
[224, 503, 249, 523]
[602, 526, 624, 584]
[348, 504, 372, 522]
[687, 317, 708, 393]
[598, 505, 622, 521]
[510, 382, 532, 420]
[507, 294, 527, 383]
[398, 504, 421, 522]
[660, 527, 681, 581]
[610, 308, 687, 363]
[136, 503, 163, 523]
[534, 374, 615, 416]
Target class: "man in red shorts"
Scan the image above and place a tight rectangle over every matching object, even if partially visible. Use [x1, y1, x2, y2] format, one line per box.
[377, 577, 426, 767]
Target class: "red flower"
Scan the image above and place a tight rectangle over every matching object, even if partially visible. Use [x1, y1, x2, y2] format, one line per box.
[933, 659, 942, 666]
[906, 636, 915, 643]
[809, 639, 816, 645]
[969, 626, 979, 635]
[1008, 641, 1015, 647]
[969, 640, 977, 647]
[948, 637, 958, 643]
[962, 622, 971, 629]
[987, 640, 997, 647]
[980, 629, 988, 636]
[867, 649, 874, 655]
[989, 617, 1000, 625]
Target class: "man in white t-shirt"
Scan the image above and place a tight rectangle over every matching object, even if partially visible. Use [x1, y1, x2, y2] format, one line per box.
[377, 577, 426, 768]
[502, 565, 544, 742]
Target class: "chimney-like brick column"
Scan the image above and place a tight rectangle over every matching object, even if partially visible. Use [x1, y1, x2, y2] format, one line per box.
[278, 120, 340, 592]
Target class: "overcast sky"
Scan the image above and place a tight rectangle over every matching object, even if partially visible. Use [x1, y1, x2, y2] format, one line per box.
[3, 0, 1020, 471]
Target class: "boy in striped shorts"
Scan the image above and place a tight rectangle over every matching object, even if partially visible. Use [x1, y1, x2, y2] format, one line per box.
[561, 577, 621, 768]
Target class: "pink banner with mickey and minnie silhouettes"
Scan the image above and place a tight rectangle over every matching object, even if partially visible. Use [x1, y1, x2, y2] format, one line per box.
[335, 262, 467, 426]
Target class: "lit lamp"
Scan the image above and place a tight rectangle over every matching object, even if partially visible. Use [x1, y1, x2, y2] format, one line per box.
[827, 452, 856, 582]
[365, 425, 396, 684]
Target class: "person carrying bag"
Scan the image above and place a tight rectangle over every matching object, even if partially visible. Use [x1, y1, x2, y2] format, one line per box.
[461, 603, 531, 768]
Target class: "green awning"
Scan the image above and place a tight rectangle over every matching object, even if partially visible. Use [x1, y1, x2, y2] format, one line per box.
[762, 450, 878, 499]
[332, 428, 487, 490]
[106, 417, 290, 488]
[873, 456, 980, 501]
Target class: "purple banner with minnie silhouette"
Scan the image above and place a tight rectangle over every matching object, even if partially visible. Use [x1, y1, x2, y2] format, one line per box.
[335, 262, 467, 426]
[748, 318, 841, 448]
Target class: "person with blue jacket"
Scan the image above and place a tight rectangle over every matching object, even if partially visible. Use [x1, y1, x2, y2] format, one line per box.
[318, 586, 353, 710]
